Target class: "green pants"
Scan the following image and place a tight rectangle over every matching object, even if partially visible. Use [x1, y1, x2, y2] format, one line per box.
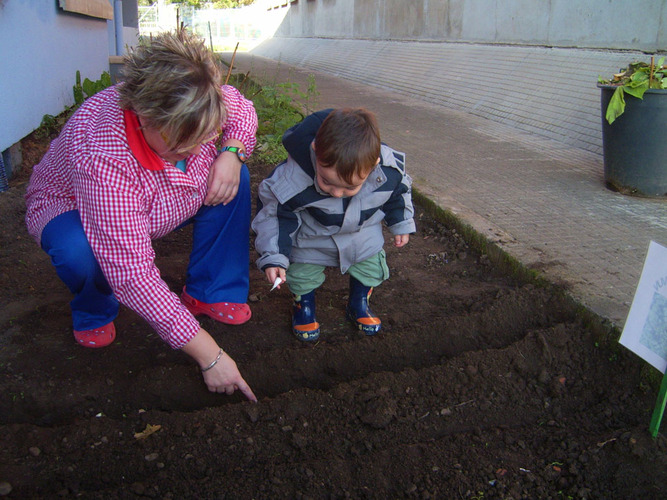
[286, 250, 390, 296]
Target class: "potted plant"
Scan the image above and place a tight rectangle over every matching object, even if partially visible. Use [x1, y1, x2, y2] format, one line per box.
[597, 57, 667, 198]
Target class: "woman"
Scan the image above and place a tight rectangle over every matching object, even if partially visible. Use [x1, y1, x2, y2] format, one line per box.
[25, 30, 257, 401]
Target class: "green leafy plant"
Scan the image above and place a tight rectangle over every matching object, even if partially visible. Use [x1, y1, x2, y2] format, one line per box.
[227, 70, 320, 164]
[73, 70, 113, 106]
[73, 71, 85, 106]
[37, 114, 60, 139]
[598, 57, 667, 124]
[39, 71, 113, 139]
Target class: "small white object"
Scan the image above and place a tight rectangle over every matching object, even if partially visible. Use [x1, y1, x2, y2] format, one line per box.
[270, 277, 283, 291]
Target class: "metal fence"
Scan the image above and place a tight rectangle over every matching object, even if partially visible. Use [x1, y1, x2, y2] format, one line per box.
[138, 1, 288, 52]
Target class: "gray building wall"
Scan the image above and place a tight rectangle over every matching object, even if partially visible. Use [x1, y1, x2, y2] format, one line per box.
[252, 0, 666, 155]
[275, 0, 665, 52]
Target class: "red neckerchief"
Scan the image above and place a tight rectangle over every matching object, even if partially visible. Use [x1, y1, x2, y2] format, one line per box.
[123, 109, 165, 171]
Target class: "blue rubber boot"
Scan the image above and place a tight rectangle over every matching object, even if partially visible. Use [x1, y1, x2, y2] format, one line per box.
[346, 277, 382, 336]
[292, 290, 320, 342]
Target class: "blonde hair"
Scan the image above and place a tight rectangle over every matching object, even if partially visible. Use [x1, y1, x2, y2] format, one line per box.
[117, 29, 225, 149]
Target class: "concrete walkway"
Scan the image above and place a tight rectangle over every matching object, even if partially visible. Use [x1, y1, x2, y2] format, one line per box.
[227, 51, 667, 330]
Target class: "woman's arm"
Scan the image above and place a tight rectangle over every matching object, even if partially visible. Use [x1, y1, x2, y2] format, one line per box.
[73, 153, 201, 349]
[204, 86, 258, 206]
[220, 85, 258, 156]
[181, 328, 257, 401]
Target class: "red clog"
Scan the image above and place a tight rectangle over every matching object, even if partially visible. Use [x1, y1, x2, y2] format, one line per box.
[73, 321, 116, 348]
[181, 289, 251, 325]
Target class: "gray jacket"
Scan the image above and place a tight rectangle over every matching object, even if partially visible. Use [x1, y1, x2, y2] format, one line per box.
[252, 144, 415, 273]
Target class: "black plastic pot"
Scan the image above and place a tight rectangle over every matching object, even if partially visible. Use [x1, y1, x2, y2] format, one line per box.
[599, 86, 667, 198]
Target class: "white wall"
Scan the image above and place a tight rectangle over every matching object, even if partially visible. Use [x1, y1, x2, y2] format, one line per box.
[274, 0, 666, 52]
[0, 1, 112, 153]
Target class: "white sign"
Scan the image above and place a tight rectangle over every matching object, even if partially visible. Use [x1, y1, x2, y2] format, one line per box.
[620, 241, 667, 373]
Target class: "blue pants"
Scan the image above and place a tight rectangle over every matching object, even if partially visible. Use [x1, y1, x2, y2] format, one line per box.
[40, 165, 251, 331]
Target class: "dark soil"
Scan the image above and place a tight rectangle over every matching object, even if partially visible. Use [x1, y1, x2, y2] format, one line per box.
[1, 129, 666, 499]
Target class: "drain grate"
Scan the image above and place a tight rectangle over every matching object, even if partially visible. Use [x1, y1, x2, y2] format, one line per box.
[0, 153, 9, 192]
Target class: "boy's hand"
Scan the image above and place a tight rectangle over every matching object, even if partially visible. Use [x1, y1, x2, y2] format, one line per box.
[265, 267, 287, 289]
[393, 234, 410, 248]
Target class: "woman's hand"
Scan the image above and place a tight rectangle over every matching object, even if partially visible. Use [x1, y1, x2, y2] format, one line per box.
[201, 350, 256, 401]
[182, 328, 257, 402]
[205, 142, 244, 206]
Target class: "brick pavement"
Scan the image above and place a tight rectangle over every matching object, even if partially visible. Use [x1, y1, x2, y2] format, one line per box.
[228, 50, 667, 330]
[246, 38, 654, 156]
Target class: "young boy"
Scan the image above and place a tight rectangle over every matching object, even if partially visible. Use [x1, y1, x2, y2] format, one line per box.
[251, 108, 415, 342]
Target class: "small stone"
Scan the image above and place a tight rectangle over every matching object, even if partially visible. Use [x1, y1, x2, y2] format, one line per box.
[246, 406, 260, 423]
[291, 433, 308, 450]
[28, 447, 41, 457]
[0, 482, 12, 496]
[538, 369, 550, 384]
[131, 482, 145, 495]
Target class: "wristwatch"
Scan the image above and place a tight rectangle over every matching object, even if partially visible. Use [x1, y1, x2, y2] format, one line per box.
[220, 146, 248, 162]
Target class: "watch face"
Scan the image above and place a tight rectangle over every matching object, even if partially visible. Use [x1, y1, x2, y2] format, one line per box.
[238, 150, 248, 162]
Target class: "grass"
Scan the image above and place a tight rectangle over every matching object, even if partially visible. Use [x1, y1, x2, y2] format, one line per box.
[224, 66, 320, 164]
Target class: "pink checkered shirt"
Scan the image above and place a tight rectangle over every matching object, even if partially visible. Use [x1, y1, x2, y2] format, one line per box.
[25, 85, 258, 348]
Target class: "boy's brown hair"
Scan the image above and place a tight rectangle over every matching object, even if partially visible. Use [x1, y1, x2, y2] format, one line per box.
[314, 108, 381, 184]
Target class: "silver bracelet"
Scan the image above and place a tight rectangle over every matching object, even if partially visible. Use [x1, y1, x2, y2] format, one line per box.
[201, 348, 224, 372]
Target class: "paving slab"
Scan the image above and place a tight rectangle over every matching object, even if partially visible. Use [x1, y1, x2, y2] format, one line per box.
[245, 38, 656, 156]
[227, 51, 667, 330]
